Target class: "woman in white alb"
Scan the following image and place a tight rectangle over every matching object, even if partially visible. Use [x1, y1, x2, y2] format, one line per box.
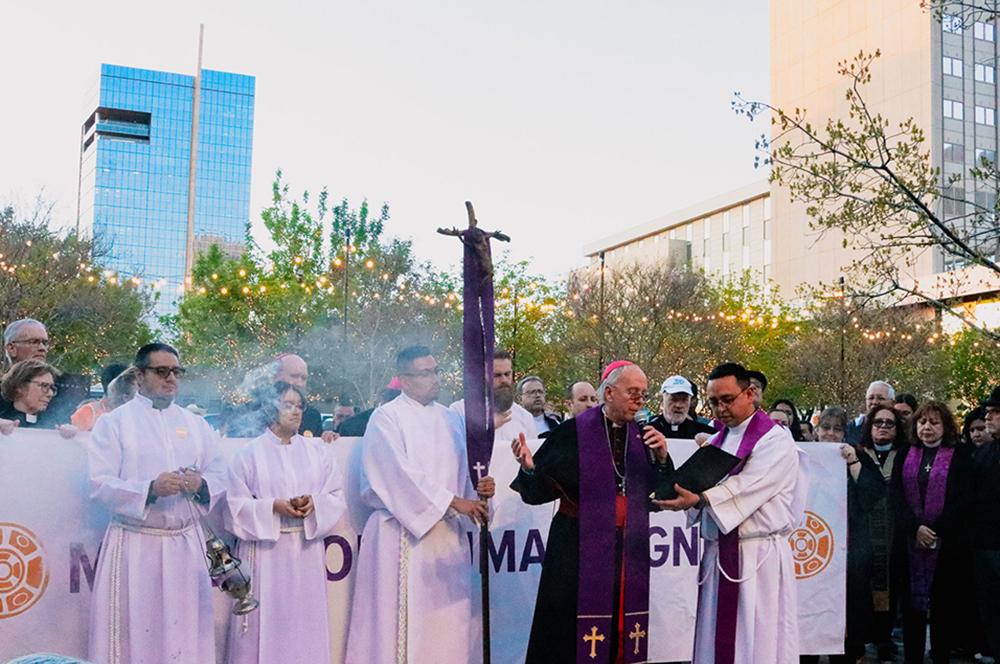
[224, 381, 347, 664]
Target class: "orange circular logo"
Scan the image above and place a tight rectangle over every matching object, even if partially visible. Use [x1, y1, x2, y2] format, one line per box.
[0, 523, 49, 619]
[788, 511, 834, 579]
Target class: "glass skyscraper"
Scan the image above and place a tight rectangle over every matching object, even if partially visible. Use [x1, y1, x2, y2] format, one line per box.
[77, 63, 254, 316]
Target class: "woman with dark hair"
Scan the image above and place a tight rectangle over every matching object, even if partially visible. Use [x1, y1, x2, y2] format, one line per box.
[770, 398, 805, 441]
[963, 406, 992, 450]
[0, 359, 71, 431]
[857, 404, 907, 661]
[891, 401, 972, 664]
[894, 393, 919, 424]
[223, 381, 347, 664]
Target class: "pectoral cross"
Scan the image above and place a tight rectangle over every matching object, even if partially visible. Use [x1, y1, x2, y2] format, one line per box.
[629, 622, 647, 655]
[583, 626, 605, 660]
[925, 463, 933, 473]
[473, 461, 487, 481]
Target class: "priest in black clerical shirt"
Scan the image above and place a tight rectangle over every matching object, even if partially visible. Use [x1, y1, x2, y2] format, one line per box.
[649, 375, 716, 440]
[511, 360, 670, 664]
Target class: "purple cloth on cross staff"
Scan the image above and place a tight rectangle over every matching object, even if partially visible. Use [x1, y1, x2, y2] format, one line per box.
[574, 406, 651, 664]
[902, 444, 953, 611]
[708, 409, 778, 664]
[461, 228, 496, 485]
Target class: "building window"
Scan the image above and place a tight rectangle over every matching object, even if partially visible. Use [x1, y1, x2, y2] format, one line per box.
[703, 238, 709, 257]
[742, 226, 749, 245]
[742, 204, 750, 226]
[975, 21, 996, 41]
[943, 14, 964, 33]
[976, 148, 998, 164]
[944, 99, 965, 119]
[976, 105, 996, 126]
[943, 187, 966, 217]
[686, 225, 692, 242]
[944, 142, 965, 163]
[624, 244, 630, 253]
[976, 63, 996, 83]
[668, 229, 676, 240]
[704, 217, 711, 239]
[944, 56, 964, 77]
[722, 210, 730, 233]
[763, 218, 770, 240]
[638, 239, 644, 248]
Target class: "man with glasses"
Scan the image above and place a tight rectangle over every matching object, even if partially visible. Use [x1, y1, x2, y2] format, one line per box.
[657, 362, 806, 664]
[650, 375, 716, 440]
[846, 380, 895, 444]
[87, 342, 226, 664]
[517, 375, 560, 435]
[347, 345, 495, 664]
[511, 360, 669, 663]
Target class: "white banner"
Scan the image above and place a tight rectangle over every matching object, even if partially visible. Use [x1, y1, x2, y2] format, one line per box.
[0, 430, 845, 663]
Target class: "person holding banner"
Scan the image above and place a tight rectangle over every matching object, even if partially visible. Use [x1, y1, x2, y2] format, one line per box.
[345, 345, 495, 664]
[656, 362, 807, 664]
[86, 343, 225, 664]
[511, 360, 669, 664]
[890, 401, 971, 664]
[223, 381, 347, 664]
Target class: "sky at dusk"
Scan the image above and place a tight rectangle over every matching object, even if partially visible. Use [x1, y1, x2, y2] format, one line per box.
[0, 0, 770, 278]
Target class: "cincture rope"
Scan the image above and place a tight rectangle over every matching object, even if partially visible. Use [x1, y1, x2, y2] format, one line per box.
[396, 527, 411, 664]
[696, 534, 782, 586]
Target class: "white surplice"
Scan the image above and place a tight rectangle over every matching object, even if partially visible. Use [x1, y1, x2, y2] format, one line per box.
[87, 393, 225, 664]
[687, 416, 807, 664]
[345, 393, 478, 664]
[223, 429, 347, 664]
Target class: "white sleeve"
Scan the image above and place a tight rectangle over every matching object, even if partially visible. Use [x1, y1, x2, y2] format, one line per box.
[304, 446, 348, 540]
[88, 414, 151, 521]
[223, 448, 279, 542]
[702, 429, 800, 535]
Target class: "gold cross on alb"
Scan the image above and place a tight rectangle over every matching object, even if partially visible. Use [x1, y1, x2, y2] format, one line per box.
[583, 626, 605, 660]
[629, 622, 647, 654]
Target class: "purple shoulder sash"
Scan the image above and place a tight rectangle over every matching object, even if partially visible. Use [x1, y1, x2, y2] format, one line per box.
[707, 409, 778, 664]
[574, 406, 651, 663]
[901, 444, 954, 610]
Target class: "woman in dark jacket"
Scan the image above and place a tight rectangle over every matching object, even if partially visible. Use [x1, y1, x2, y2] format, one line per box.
[857, 404, 907, 660]
[890, 401, 972, 664]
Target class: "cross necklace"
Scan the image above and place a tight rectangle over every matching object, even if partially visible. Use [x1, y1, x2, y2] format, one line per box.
[603, 408, 627, 495]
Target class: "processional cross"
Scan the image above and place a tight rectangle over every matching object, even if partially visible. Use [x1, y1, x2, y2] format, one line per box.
[437, 201, 510, 664]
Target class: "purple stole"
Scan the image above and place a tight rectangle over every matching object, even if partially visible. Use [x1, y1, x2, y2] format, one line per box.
[901, 444, 954, 611]
[574, 406, 651, 664]
[707, 409, 778, 664]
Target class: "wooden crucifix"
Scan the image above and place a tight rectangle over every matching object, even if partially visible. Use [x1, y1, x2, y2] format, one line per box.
[437, 201, 509, 664]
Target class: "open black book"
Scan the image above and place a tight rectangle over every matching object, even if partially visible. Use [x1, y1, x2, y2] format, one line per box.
[654, 444, 742, 500]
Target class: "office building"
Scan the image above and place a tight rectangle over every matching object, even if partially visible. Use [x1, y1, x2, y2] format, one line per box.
[77, 60, 254, 316]
[583, 1, 1000, 324]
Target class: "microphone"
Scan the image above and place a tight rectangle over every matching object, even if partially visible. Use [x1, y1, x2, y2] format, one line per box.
[634, 408, 657, 465]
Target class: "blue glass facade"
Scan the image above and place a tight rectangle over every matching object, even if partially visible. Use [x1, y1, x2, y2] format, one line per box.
[78, 64, 254, 315]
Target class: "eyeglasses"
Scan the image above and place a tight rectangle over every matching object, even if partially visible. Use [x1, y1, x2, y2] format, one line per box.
[12, 338, 49, 348]
[614, 386, 650, 402]
[872, 419, 896, 429]
[144, 366, 186, 378]
[279, 401, 305, 412]
[28, 380, 57, 395]
[522, 388, 546, 397]
[403, 367, 440, 378]
[706, 390, 746, 409]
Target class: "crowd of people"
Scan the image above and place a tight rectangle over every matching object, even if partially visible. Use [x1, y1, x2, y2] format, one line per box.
[4, 316, 1000, 664]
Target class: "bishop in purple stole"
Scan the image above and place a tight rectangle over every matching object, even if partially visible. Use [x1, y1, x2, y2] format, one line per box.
[512, 364, 668, 664]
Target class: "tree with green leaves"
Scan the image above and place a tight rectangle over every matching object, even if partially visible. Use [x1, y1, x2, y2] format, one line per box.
[0, 198, 154, 374]
[734, 49, 1000, 339]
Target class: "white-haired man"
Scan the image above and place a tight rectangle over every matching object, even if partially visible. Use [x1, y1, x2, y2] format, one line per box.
[511, 360, 669, 663]
[846, 380, 895, 444]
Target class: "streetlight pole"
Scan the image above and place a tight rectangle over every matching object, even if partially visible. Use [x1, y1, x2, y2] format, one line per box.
[598, 251, 606, 375]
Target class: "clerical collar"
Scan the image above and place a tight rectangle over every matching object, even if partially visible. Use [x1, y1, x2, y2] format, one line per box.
[25, 412, 37, 424]
[263, 428, 298, 446]
[600, 407, 624, 428]
[874, 442, 893, 453]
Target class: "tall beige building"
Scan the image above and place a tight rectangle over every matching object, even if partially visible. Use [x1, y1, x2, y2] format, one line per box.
[584, 1, 1000, 311]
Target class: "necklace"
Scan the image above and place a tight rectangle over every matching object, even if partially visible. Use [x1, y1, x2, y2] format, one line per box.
[602, 408, 626, 495]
